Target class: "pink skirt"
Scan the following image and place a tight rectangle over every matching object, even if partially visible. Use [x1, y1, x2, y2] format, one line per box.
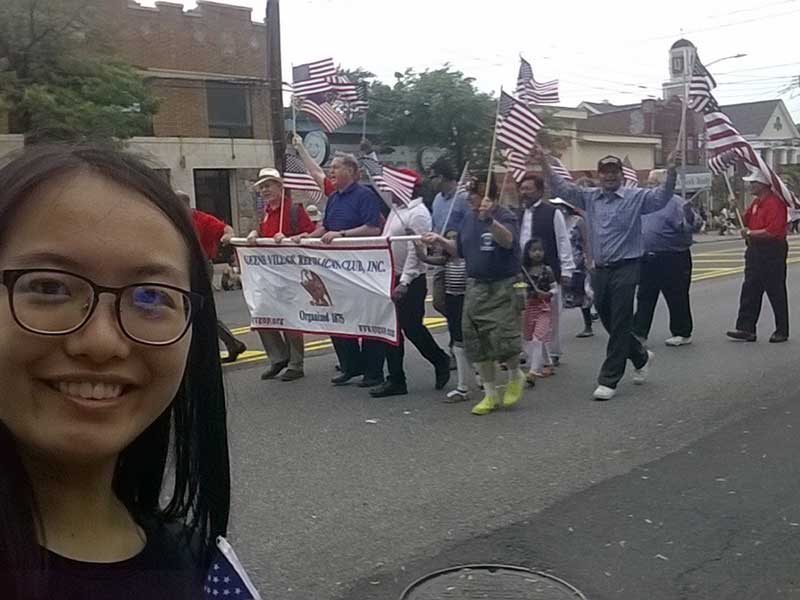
[523, 298, 552, 342]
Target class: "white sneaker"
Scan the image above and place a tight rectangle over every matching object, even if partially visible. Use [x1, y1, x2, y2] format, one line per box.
[665, 336, 692, 347]
[633, 350, 655, 385]
[593, 385, 616, 401]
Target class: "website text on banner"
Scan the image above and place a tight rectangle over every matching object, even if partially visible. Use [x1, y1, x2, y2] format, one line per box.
[237, 243, 400, 344]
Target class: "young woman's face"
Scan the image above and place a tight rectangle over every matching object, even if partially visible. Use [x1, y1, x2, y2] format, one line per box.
[0, 172, 193, 465]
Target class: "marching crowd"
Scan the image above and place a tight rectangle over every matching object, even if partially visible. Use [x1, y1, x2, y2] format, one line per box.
[192, 140, 792, 415]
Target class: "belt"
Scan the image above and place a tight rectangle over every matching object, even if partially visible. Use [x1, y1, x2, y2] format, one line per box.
[595, 257, 640, 270]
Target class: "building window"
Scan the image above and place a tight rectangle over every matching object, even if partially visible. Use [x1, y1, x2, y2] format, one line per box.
[207, 83, 252, 138]
[671, 56, 684, 75]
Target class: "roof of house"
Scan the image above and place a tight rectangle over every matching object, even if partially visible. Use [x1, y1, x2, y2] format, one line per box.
[718, 100, 785, 137]
[578, 101, 639, 115]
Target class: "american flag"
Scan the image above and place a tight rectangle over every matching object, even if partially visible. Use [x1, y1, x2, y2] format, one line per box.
[351, 81, 369, 114]
[687, 56, 718, 114]
[503, 149, 528, 183]
[622, 156, 638, 188]
[550, 156, 574, 181]
[284, 153, 325, 202]
[496, 91, 543, 156]
[327, 75, 369, 114]
[516, 57, 559, 105]
[359, 157, 418, 204]
[203, 537, 261, 599]
[689, 54, 798, 207]
[291, 58, 336, 97]
[297, 98, 347, 133]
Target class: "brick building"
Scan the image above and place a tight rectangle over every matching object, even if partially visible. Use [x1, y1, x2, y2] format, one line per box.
[1, 0, 277, 236]
[111, 0, 275, 235]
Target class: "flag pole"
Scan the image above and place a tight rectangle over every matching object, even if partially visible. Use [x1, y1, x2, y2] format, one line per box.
[439, 161, 470, 235]
[278, 187, 286, 234]
[678, 47, 695, 203]
[291, 97, 297, 136]
[485, 87, 503, 197]
[361, 110, 368, 142]
[498, 169, 511, 206]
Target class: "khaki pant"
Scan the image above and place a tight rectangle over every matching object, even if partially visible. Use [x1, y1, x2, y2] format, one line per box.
[462, 276, 524, 364]
[258, 330, 305, 372]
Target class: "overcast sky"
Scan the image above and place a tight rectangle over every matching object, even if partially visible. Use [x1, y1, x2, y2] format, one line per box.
[140, 0, 800, 120]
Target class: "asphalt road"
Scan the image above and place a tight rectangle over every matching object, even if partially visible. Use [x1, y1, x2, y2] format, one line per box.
[217, 236, 800, 600]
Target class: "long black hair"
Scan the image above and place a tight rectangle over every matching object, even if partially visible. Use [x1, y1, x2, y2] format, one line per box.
[522, 236, 545, 269]
[0, 143, 230, 597]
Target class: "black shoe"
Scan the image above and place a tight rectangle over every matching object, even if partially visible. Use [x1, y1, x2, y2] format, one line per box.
[222, 341, 247, 363]
[331, 372, 361, 385]
[769, 332, 789, 343]
[261, 360, 289, 380]
[280, 369, 304, 381]
[369, 381, 408, 398]
[358, 376, 384, 388]
[435, 361, 451, 390]
[551, 356, 561, 367]
[726, 330, 757, 342]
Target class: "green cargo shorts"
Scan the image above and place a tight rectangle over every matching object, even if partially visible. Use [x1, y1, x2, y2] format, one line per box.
[462, 276, 525, 364]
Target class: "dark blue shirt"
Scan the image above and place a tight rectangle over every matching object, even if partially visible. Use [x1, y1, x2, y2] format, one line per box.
[457, 205, 520, 280]
[323, 182, 382, 232]
[642, 195, 701, 253]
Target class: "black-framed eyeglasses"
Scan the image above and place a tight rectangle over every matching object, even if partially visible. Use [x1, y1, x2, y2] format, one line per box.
[1, 269, 204, 347]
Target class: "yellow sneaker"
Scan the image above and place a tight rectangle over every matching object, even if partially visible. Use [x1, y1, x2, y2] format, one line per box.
[471, 394, 499, 415]
[503, 374, 525, 408]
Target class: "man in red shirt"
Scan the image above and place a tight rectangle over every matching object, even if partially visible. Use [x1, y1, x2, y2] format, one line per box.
[178, 191, 248, 363]
[727, 170, 790, 343]
[247, 168, 316, 381]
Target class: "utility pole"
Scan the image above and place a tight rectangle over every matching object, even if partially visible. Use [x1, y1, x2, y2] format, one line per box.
[266, 0, 285, 172]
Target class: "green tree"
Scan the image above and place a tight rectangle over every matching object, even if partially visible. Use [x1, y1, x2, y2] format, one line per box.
[369, 66, 496, 171]
[0, 0, 157, 141]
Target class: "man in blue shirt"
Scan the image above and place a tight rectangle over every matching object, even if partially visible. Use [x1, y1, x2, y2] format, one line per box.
[292, 155, 384, 387]
[423, 180, 526, 416]
[633, 169, 701, 347]
[533, 148, 677, 401]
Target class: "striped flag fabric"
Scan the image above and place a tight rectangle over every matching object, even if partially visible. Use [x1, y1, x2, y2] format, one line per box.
[550, 156, 574, 181]
[515, 57, 559, 105]
[503, 149, 528, 183]
[351, 81, 369, 114]
[687, 57, 718, 114]
[496, 91, 543, 156]
[622, 156, 638, 187]
[688, 51, 798, 207]
[359, 157, 418, 204]
[284, 153, 325, 202]
[704, 106, 798, 206]
[297, 98, 347, 133]
[291, 58, 337, 97]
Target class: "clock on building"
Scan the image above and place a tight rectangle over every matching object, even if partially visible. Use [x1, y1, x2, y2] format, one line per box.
[303, 131, 330, 166]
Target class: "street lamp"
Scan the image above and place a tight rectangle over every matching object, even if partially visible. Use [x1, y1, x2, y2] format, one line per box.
[706, 53, 747, 68]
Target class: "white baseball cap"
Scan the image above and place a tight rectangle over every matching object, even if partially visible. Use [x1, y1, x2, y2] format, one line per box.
[742, 169, 771, 186]
[253, 167, 283, 188]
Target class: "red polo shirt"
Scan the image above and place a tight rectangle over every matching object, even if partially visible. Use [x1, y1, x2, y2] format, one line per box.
[744, 192, 787, 239]
[192, 209, 227, 260]
[258, 198, 315, 237]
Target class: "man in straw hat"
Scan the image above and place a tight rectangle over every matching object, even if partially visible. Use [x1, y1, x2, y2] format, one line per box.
[247, 167, 316, 381]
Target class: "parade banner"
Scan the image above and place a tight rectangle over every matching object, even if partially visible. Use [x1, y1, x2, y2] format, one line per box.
[237, 243, 399, 344]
